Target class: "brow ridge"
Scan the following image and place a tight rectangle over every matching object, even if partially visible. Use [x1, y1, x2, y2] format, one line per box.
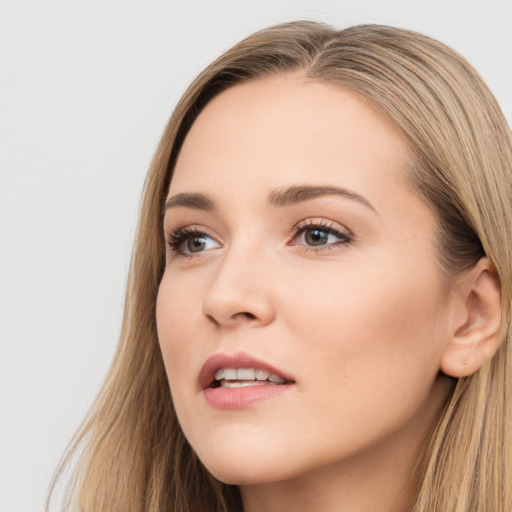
[164, 193, 215, 212]
[268, 185, 376, 212]
[163, 185, 376, 215]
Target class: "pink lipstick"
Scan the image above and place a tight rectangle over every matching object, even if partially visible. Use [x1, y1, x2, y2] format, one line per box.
[199, 352, 295, 409]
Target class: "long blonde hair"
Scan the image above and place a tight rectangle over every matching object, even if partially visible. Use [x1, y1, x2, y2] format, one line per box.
[49, 21, 512, 512]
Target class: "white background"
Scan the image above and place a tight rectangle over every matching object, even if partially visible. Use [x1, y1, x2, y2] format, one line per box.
[1, 1, 511, 511]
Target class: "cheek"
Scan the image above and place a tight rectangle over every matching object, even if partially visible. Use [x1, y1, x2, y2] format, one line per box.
[283, 258, 449, 403]
[268, 270, 449, 475]
[156, 273, 202, 387]
[156, 276, 206, 440]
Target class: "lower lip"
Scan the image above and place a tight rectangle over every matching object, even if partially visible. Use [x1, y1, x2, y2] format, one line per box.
[204, 383, 293, 409]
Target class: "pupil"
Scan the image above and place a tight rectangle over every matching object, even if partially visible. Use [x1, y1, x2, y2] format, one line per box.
[305, 229, 328, 246]
[187, 236, 206, 252]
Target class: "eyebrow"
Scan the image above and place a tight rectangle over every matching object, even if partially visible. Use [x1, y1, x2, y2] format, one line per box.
[164, 192, 215, 212]
[268, 185, 377, 213]
[164, 185, 377, 214]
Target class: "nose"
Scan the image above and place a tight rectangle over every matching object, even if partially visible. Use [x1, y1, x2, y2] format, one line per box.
[201, 246, 276, 328]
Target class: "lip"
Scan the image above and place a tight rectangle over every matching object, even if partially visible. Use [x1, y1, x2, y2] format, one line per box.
[199, 351, 294, 389]
[199, 352, 295, 409]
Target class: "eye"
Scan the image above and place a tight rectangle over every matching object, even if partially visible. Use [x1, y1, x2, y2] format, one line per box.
[290, 221, 353, 250]
[166, 227, 221, 256]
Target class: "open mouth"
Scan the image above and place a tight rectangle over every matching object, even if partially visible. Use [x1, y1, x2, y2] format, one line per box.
[200, 355, 295, 408]
[210, 367, 290, 388]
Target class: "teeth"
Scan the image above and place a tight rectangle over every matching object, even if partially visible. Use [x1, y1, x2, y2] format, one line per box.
[221, 381, 268, 388]
[223, 369, 237, 380]
[214, 367, 286, 384]
[269, 374, 286, 384]
[256, 369, 270, 381]
[237, 368, 256, 380]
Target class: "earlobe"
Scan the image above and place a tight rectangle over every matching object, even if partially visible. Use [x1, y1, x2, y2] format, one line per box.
[440, 258, 502, 378]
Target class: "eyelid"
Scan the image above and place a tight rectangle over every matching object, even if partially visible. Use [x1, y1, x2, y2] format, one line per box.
[164, 217, 354, 259]
[165, 225, 221, 257]
[288, 218, 354, 249]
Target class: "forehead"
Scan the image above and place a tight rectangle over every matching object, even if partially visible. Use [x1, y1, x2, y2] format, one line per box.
[169, 74, 416, 211]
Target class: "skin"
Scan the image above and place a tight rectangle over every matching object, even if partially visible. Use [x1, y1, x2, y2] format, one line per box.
[156, 74, 463, 512]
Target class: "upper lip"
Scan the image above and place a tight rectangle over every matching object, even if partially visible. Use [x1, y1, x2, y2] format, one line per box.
[198, 352, 294, 389]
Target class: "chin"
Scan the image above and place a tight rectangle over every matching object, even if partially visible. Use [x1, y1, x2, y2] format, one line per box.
[204, 464, 260, 486]
[189, 430, 302, 486]
[201, 457, 290, 486]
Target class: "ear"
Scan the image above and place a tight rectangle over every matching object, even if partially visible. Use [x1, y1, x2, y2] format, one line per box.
[440, 258, 502, 378]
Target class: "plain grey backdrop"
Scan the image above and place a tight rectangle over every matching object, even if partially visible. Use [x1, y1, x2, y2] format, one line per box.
[1, 1, 511, 510]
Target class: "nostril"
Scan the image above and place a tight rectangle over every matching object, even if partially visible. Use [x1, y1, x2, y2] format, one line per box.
[238, 312, 256, 320]
[206, 314, 220, 326]
[206, 311, 256, 324]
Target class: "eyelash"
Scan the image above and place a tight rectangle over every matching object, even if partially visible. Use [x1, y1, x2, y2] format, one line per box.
[289, 220, 353, 251]
[165, 220, 354, 257]
[166, 226, 214, 253]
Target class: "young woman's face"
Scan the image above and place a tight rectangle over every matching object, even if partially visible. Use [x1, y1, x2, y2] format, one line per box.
[156, 74, 454, 486]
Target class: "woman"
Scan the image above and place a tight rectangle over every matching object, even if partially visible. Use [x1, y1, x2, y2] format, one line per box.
[49, 21, 512, 511]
